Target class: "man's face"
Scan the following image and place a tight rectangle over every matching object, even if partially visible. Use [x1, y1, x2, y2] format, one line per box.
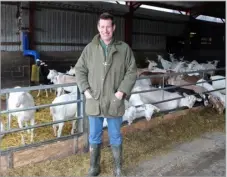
[97, 19, 115, 42]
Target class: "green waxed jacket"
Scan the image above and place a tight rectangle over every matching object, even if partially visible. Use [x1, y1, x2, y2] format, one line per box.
[75, 34, 137, 118]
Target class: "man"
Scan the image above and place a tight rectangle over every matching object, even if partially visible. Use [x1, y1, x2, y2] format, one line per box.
[75, 12, 137, 177]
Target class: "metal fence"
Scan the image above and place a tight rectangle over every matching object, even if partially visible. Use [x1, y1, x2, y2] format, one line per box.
[0, 82, 88, 155]
[0, 67, 225, 167]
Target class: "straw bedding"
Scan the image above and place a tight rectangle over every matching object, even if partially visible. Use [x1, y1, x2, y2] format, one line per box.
[0, 103, 225, 176]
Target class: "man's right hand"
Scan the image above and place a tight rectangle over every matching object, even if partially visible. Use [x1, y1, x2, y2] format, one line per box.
[84, 89, 93, 99]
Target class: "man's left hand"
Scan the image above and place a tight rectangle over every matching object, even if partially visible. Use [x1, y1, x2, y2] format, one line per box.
[115, 91, 125, 100]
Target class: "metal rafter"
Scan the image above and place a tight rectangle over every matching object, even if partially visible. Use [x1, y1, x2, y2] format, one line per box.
[124, 1, 142, 47]
[125, 1, 142, 12]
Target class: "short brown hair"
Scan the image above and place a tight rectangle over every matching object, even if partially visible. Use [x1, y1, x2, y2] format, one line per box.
[98, 12, 115, 26]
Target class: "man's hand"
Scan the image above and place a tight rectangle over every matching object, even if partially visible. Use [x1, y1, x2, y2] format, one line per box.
[84, 89, 92, 99]
[115, 91, 125, 100]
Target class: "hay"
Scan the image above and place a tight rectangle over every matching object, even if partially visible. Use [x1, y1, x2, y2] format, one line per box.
[0, 107, 225, 177]
[1, 95, 6, 101]
[0, 91, 75, 149]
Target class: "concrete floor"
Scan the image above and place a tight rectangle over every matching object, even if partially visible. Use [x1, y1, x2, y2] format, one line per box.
[125, 131, 226, 176]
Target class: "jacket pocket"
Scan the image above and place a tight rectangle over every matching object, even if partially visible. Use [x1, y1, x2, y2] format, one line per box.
[108, 94, 125, 117]
[85, 98, 100, 116]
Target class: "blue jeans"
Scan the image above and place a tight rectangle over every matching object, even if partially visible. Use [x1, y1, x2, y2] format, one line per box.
[88, 116, 123, 146]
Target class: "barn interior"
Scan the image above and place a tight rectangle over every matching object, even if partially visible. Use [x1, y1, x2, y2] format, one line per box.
[0, 1, 226, 173]
[1, 1, 226, 88]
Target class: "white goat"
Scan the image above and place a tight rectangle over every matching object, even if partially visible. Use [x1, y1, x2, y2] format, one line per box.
[131, 104, 160, 124]
[168, 53, 180, 70]
[47, 69, 63, 96]
[196, 79, 225, 108]
[168, 53, 177, 63]
[212, 60, 220, 67]
[157, 55, 172, 70]
[171, 61, 187, 73]
[124, 95, 160, 124]
[47, 69, 77, 97]
[8, 86, 35, 145]
[50, 93, 78, 137]
[103, 97, 160, 127]
[210, 75, 226, 95]
[201, 61, 217, 76]
[132, 79, 200, 111]
[102, 101, 135, 127]
[179, 56, 184, 61]
[66, 65, 76, 76]
[146, 58, 158, 70]
[0, 121, 5, 138]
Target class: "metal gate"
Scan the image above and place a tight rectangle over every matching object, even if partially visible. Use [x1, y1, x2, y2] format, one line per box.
[0, 67, 225, 169]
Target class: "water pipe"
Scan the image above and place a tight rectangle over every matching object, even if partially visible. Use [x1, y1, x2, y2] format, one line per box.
[22, 31, 40, 63]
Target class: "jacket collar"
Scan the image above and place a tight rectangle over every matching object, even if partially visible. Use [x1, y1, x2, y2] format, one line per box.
[91, 34, 121, 46]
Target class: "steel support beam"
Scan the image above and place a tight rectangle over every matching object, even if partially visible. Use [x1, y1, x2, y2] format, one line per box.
[29, 2, 35, 50]
[183, 15, 193, 58]
[185, 9, 191, 16]
[124, 1, 141, 47]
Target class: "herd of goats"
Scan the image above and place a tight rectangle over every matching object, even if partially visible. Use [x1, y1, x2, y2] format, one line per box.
[0, 53, 225, 146]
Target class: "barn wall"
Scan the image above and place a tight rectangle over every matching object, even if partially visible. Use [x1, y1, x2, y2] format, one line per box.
[1, 3, 29, 51]
[189, 20, 225, 69]
[0, 2, 126, 52]
[1, 1, 189, 53]
[34, 7, 125, 51]
[132, 18, 186, 52]
[0, 51, 83, 89]
[1, 52, 31, 89]
[39, 52, 81, 72]
[1, 2, 225, 88]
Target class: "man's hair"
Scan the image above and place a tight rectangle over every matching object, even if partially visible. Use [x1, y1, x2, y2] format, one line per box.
[98, 12, 115, 26]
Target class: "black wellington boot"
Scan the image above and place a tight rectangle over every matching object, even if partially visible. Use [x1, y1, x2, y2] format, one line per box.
[87, 144, 101, 176]
[111, 144, 123, 177]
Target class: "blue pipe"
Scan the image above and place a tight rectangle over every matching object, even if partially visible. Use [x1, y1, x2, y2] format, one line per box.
[22, 32, 40, 63]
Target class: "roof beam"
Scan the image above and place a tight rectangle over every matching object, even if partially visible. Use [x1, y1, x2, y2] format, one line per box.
[125, 1, 142, 12]
[124, 1, 142, 47]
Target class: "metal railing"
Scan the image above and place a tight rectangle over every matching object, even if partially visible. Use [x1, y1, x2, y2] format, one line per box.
[130, 67, 226, 105]
[0, 67, 225, 159]
[0, 82, 88, 155]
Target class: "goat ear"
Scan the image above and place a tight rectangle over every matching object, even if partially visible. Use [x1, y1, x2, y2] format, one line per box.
[183, 92, 188, 97]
